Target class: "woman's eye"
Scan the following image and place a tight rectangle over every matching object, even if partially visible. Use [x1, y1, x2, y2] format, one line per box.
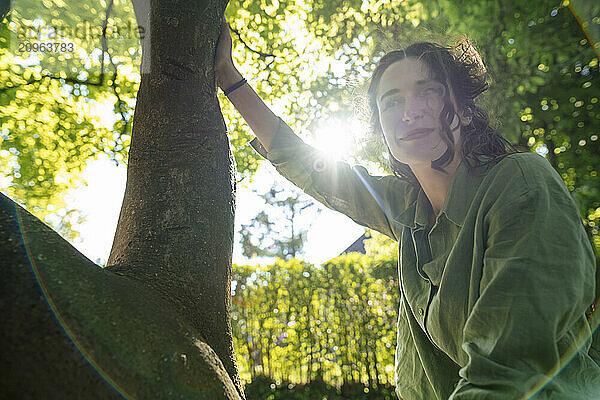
[420, 84, 444, 98]
[420, 88, 437, 97]
[384, 98, 404, 111]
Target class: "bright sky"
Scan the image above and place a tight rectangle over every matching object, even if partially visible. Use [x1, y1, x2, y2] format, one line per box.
[67, 152, 365, 267]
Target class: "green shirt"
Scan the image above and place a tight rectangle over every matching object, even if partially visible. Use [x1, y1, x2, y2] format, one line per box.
[249, 117, 600, 399]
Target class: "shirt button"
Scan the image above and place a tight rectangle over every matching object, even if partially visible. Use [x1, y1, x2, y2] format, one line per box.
[418, 308, 424, 316]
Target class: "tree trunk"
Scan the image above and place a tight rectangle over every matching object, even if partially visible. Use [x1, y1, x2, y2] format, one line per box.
[362, 327, 372, 387]
[265, 328, 272, 378]
[351, 323, 360, 383]
[107, 0, 243, 397]
[316, 307, 324, 381]
[243, 308, 255, 379]
[324, 309, 332, 384]
[255, 318, 264, 375]
[340, 304, 350, 385]
[371, 336, 381, 388]
[1, 194, 242, 399]
[1, 0, 245, 397]
[360, 302, 373, 387]
[306, 301, 313, 382]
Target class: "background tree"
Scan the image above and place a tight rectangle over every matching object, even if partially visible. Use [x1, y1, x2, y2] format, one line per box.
[2, 0, 597, 261]
[2, 0, 598, 256]
[239, 183, 322, 260]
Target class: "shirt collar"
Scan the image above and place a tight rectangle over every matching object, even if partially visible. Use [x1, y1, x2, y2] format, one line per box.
[439, 158, 485, 228]
[414, 188, 432, 228]
[392, 158, 484, 230]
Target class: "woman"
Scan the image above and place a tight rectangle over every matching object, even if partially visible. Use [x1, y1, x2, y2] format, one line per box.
[214, 17, 600, 399]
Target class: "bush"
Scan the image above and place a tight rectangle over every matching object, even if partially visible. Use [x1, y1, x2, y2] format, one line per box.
[243, 375, 398, 400]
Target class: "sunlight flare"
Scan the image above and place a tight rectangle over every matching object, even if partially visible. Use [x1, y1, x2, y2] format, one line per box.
[312, 118, 360, 161]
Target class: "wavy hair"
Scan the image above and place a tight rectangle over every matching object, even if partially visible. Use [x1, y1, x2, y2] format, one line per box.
[366, 39, 516, 184]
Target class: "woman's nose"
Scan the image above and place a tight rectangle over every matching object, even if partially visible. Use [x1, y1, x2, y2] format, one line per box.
[402, 97, 425, 122]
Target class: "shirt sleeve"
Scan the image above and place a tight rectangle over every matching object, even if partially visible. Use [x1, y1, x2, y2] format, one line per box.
[449, 160, 597, 399]
[248, 117, 412, 241]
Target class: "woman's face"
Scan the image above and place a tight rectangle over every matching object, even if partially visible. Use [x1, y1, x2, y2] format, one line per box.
[376, 57, 461, 166]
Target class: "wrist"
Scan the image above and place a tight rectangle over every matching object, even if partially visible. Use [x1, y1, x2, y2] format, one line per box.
[216, 63, 242, 90]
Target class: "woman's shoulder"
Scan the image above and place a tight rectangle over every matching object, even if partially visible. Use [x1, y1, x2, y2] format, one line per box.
[469, 151, 575, 212]
[483, 151, 565, 192]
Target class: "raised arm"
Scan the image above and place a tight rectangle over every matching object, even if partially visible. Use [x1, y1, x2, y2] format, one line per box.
[214, 16, 413, 241]
[214, 17, 278, 151]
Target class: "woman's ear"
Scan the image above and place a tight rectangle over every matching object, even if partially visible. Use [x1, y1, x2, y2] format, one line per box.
[460, 107, 473, 126]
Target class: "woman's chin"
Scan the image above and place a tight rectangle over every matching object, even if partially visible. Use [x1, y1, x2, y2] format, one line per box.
[392, 150, 446, 166]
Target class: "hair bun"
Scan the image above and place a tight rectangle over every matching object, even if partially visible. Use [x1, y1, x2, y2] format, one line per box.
[454, 36, 489, 99]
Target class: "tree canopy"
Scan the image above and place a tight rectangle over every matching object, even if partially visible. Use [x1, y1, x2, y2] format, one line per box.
[1, 0, 598, 254]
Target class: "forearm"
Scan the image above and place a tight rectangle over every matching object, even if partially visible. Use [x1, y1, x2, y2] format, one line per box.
[217, 64, 279, 152]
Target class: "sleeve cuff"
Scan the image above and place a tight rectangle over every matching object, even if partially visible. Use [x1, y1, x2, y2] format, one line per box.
[249, 136, 269, 159]
[248, 116, 307, 164]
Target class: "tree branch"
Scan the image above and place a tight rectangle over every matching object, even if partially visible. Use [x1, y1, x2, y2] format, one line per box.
[228, 23, 275, 59]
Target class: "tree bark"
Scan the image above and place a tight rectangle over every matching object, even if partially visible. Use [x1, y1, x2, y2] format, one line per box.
[1, 0, 245, 397]
[1, 194, 242, 399]
[108, 0, 243, 397]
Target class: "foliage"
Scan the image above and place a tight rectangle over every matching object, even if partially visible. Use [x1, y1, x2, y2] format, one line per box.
[363, 229, 397, 259]
[362, 229, 398, 281]
[0, 0, 139, 236]
[231, 252, 401, 388]
[1, 0, 598, 255]
[243, 374, 398, 399]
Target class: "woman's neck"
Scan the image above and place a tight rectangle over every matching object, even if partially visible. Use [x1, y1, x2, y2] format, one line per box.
[410, 153, 462, 216]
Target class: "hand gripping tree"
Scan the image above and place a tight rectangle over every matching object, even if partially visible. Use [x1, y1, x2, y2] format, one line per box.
[0, 0, 245, 398]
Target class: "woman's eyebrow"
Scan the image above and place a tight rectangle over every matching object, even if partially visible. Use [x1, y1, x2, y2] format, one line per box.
[379, 88, 401, 104]
[378, 79, 434, 104]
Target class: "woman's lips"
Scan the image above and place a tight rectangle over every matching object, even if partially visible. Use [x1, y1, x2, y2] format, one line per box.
[398, 128, 434, 141]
